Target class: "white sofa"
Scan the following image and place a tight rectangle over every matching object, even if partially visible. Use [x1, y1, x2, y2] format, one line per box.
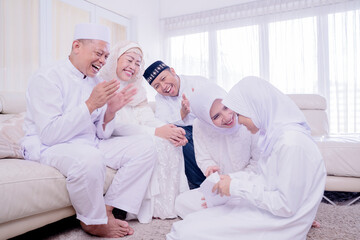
[287, 94, 360, 195]
[0, 92, 117, 239]
[0, 92, 359, 239]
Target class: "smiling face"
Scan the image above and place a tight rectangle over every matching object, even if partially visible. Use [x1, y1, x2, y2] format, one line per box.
[116, 50, 142, 82]
[150, 68, 180, 97]
[209, 99, 236, 128]
[71, 39, 110, 77]
[237, 114, 259, 134]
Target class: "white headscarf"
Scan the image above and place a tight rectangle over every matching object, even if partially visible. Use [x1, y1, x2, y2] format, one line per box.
[99, 40, 147, 107]
[191, 83, 239, 135]
[222, 76, 311, 157]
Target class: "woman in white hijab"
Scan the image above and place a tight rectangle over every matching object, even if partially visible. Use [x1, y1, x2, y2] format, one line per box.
[99, 41, 189, 223]
[174, 83, 260, 219]
[167, 76, 326, 240]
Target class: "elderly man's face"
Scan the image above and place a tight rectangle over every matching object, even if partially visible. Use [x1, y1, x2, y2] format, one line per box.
[73, 39, 110, 78]
[150, 68, 180, 97]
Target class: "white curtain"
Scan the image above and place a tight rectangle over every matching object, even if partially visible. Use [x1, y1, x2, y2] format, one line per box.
[0, 0, 39, 92]
[162, 0, 360, 134]
[52, 0, 90, 61]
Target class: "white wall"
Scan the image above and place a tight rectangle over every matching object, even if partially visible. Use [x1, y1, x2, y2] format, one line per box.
[88, 0, 161, 66]
[159, 0, 256, 18]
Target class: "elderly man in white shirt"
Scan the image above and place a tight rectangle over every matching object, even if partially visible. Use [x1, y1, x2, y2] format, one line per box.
[21, 23, 156, 238]
[143, 61, 210, 189]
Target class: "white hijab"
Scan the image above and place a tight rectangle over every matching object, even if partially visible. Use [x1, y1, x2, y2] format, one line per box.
[99, 40, 147, 107]
[222, 76, 311, 158]
[191, 83, 239, 135]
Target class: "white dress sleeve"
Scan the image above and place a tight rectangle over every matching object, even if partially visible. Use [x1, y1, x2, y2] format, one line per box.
[113, 103, 165, 136]
[229, 139, 323, 218]
[136, 104, 165, 128]
[193, 120, 218, 174]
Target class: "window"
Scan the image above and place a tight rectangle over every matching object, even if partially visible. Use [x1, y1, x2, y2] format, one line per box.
[328, 9, 360, 133]
[0, 0, 39, 91]
[169, 32, 209, 78]
[0, 0, 130, 92]
[217, 25, 260, 90]
[162, 0, 360, 134]
[268, 17, 318, 93]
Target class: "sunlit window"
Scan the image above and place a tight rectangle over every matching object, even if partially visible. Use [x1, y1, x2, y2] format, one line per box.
[217, 25, 260, 91]
[328, 9, 360, 133]
[169, 32, 209, 78]
[164, 3, 360, 134]
[268, 17, 318, 94]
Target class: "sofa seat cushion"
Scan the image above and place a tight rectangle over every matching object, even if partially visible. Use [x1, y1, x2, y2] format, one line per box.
[316, 135, 360, 178]
[0, 159, 116, 224]
[0, 159, 70, 224]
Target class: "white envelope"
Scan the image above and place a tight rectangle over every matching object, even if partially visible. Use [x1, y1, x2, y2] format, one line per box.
[199, 172, 230, 208]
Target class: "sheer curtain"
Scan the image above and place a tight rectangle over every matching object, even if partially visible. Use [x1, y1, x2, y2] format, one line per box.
[0, 0, 39, 92]
[52, 0, 90, 61]
[162, 0, 360, 134]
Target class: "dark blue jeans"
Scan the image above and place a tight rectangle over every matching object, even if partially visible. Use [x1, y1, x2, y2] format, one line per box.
[178, 125, 206, 189]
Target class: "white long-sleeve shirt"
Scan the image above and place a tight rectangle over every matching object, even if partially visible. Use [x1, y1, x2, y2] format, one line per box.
[193, 119, 259, 175]
[154, 75, 209, 126]
[22, 58, 114, 160]
[229, 131, 326, 218]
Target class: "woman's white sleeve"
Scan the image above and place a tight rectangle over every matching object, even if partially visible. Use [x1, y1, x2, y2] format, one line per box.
[229, 144, 321, 218]
[193, 121, 217, 174]
[137, 104, 165, 128]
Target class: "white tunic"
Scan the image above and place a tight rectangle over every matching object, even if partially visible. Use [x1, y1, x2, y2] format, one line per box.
[167, 77, 327, 240]
[174, 83, 259, 219]
[22, 58, 156, 225]
[193, 120, 259, 175]
[22, 59, 113, 159]
[168, 131, 326, 240]
[154, 75, 209, 126]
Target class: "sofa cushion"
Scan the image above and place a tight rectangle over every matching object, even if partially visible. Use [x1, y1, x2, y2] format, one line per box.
[288, 94, 329, 136]
[302, 110, 329, 136]
[288, 94, 327, 110]
[0, 159, 70, 224]
[0, 113, 25, 159]
[316, 135, 360, 178]
[0, 159, 117, 224]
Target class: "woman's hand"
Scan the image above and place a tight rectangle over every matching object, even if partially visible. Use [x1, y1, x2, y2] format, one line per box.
[205, 165, 220, 177]
[212, 175, 231, 197]
[155, 124, 188, 147]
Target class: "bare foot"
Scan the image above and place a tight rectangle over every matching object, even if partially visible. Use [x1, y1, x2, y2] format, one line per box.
[80, 205, 134, 238]
[311, 220, 321, 228]
[80, 218, 132, 238]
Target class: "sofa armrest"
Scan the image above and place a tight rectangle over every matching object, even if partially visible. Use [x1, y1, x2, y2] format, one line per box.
[0, 91, 26, 114]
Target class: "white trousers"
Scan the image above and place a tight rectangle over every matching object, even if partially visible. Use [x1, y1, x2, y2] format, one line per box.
[40, 135, 156, 225]
[175, 189, 205, 219]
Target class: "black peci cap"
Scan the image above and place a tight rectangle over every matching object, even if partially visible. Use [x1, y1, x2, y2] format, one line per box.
[143, 60, 170, 85]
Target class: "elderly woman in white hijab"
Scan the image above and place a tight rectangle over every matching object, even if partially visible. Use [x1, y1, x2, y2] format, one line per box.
[99, 41, 189, 223]
[167, 76, 326, 240]
[174, 83, 260, 219]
